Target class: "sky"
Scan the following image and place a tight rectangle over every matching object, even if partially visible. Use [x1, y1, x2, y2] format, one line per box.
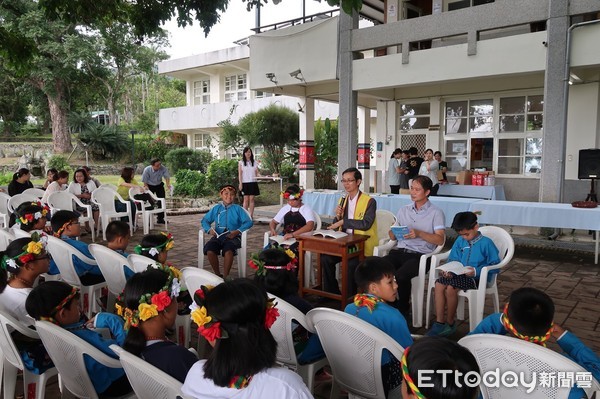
[163, 0, 337, 60]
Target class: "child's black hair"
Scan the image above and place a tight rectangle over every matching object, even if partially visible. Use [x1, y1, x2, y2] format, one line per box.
[354, 257, 395, 294]
[253, 248, 298, 298]
[106, 221, 130, 243]
[123, 269, 170, 356]
[14, 202, 45, 232]
[50, 210, 79, 234]
[283, 184, 301, 196]
[138, 233, 168, 261]
[202, 279, 276, 387]
[25, 281, 80, 321]
[403, 337, 480, 399]
[0, 238, 33, 292]
[451, 212, 478, 232]
[507, 287, 555, 336]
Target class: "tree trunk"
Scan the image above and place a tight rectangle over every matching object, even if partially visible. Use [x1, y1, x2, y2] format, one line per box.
[47, 81, 72, 153]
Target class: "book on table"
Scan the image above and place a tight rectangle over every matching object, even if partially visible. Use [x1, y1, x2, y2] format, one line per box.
[437, 261, 470, 275]
[390, 225, 410, 241]
[269, 235, 297, 246]
[312, 229, 348, 239]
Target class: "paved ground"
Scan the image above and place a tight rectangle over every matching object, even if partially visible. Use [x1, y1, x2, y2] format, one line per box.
[8, 207, 600, 398]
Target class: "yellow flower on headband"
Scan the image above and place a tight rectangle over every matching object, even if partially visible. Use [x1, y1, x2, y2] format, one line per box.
[168, 266, 181, 280]
[191, 306, 212, 327]
[285, 249, 295, 260]
[26, 241, 44, 255]
[138, 303, 159, 321]
[165, 240, 174, 251]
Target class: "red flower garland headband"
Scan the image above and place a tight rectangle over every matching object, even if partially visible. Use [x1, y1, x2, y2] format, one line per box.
[281, 189, 304, 200]
[247, 247, 298, 277]
[0, 232, 47, 271]
[17, 202, 50, 226]
[134, 232, 174, 257]
[500, 303, 553, 346]
[115, 263, 182, 330]
[190, 285, 280, 342]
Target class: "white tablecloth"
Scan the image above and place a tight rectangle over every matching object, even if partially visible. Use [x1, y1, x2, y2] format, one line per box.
[437, 184, 506, 200]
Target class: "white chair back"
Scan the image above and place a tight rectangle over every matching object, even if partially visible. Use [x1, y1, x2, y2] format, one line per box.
[89, 244, 129, 296]
[12, 228, 31, 239]
[181, 267, 224, 294]
[99, 183, 118, 191]
[127, 253, 158, 273]
[35, 320, 133, 399]
[110, 345, 191, 399]
[307, 307, 406, 399]
[0, 192, 11, 228]
[92, 186, 132, 241]
[22, 188, 45, 199]
[375, 209, 396, 245]
[128, 186, 168, 234]
[459, 334, 600, 399]
[0, 228, 14, 251]
[7, 193, 39, 213]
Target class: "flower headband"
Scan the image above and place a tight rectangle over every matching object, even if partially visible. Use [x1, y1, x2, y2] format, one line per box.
[401, 346, 427, 399]
[134, 232, 174, 257]
[248, 247, 297, 277]
[500, 303, 553, 346]
[0, 232, 48, 271]
[40, 286, 79, 325]
[281, 189, 304, 200]
[189, 285, 280, 342]
[115, 263, 182, 330]
[53, 219, 78, 238]
[16, 202, 50, 226]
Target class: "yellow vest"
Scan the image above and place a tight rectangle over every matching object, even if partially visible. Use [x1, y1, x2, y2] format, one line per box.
[345, 192, 378, 256]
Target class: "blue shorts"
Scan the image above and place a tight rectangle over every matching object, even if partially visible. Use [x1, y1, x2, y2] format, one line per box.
[203, 235, 241, 256]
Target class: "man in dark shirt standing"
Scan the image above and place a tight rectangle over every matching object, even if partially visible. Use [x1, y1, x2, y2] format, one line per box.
[406, 147, 424, 180]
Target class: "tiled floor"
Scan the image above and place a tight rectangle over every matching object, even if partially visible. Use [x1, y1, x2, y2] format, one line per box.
[7, 209, 600, 398]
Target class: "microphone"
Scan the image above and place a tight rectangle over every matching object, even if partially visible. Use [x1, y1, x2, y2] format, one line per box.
[337, 192, 347, 208]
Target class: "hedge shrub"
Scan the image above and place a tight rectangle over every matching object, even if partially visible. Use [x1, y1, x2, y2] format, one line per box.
[173, 169, 210, 198]
[165, 148, 213, 174]
[206, 159, 239, 192]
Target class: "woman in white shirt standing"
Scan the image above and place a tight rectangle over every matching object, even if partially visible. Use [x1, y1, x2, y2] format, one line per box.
[238, 146, 260, 219]
[419, 148, 440, 195]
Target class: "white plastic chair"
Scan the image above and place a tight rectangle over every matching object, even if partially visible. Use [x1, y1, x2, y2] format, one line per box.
[12, 228, 31, 239]
[375, 210, 397, 245]
[425, 226, 515, 331]
[7, 193, 40, 213]
[22, 188, 46, 199]
[181, 267, 224, 293]
[459, 334, 600, 399]
[373, 239, 444, 328]
[99, 183, 118, 191]
[0, 192, 11, 228]
[307, 307, 406, 399]
[268, 294, 329, 394]
[48, 191, 96, 242]
[89, 244, 130, 312]
[197, 207, 252, 278]
[0, 311, 58, 399]
[45, 235, 106, 318]
[91, 186, 132, 241]
[109, 345, 192, 399]
[0, 228, 14, 251]
[129, 186, 168, 235]
[34, 320, 135, 399]
[262, 211, 322, 287]
[127, 253, 158, 273]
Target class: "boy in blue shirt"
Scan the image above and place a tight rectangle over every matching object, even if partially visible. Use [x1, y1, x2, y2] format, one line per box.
[49, 210, 104, 285]
[428, 211, 500, 337]
[105, 220, 134, 280]
[345, 257, 413, 397]
[471, 287, 600, 399]
[201, 185, 253, 279]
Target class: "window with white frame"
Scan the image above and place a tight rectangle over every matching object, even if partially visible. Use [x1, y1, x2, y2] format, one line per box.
[224, 74, 247, 102]
[443, 94, 543, 176]
[193, 133, 211, 149]
[193, 80, 210, 105]
[255, 91, 273, 99]
[447, 0, 494, 11]
[399, 103, 430, 132]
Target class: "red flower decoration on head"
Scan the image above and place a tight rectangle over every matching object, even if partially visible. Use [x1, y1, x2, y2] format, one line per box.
[18, 253, 35, 264]
[248, 260, 258, 270]
[151, 290, 172, 311]
[195, 288, 205, 300]
[25, 213, 35, 222]
[283, 192, 291, 199]
[264, 306, 279, 329]
[199, 322, 222, 341]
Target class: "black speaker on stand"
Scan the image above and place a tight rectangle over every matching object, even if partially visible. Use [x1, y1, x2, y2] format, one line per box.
[578, 149, 600, 202]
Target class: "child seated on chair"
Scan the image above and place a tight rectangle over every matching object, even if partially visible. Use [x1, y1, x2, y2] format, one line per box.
[105, 220, 134, 280]
[401, 337, 480, 399]
[251, 247, 326, 365]
[201, 184, 253, 279]
[470, 287, 600, 399]
[11, 201, 51, 235]
[427, 212, 500, 337]
[345, 257, 413, 398]
[135, 232, 192, 315]
[26, 281, 133, 397]
[49, 210, 104, 285]
[119, 266, 197, 383]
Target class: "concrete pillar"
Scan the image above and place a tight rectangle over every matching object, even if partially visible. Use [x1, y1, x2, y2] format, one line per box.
[337, 10, 359, 190]
[299, 98, 315, 189]
[539, 0, 569, 203]
[358, 107, 371, 191]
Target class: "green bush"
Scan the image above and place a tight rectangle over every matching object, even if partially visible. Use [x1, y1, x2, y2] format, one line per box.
[173, 169, 209, 198]
[0, 172, 13, 185]
[134, 137, 178, 164]
[165, 148, 213, 174]
[47, 155, 73, 174]
[206, 159, 239, 192]
[279, 160, 297, 183]
[79, 124, 130, 159]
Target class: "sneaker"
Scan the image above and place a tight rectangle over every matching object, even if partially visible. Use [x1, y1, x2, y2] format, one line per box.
[439, 323, 457, 337]
[426, 322, 447, 336]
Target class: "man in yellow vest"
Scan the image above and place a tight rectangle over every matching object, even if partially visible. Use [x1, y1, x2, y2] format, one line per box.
[322, 167, 378, 295]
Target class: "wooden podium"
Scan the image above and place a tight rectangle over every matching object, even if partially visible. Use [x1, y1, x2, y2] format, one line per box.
[296, 232, 369, 308]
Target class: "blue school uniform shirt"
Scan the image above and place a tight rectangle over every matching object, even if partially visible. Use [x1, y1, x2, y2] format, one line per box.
[470, 313, 600, 399]
[447, 233, 501, 282]
[48, 236, 103, 277]
[345, 295, 413, 364]
[201, 202, 253, 235]
[64, 313, 127, 394]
